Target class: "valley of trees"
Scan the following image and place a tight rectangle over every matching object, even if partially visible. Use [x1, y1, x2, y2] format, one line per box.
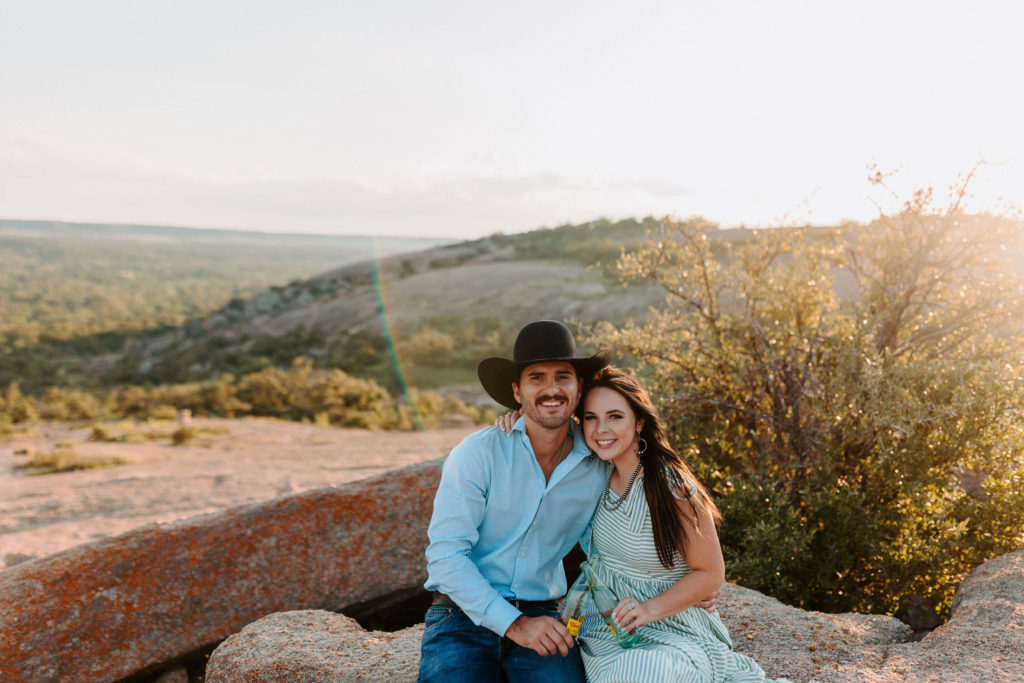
[0, 220, 447, 393]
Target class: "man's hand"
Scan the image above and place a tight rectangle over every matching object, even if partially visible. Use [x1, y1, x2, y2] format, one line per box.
[504, 615, 574, 657]
[694, 587, 721, 612]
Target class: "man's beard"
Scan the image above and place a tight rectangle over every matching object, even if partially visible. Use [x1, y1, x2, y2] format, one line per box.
[523, 393, 575, 429]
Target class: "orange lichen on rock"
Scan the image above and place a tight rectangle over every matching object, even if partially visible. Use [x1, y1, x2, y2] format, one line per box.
[0, 459, 444, 682]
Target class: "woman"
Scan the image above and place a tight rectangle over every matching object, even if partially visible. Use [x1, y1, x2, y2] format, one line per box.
[499, 366, 783, 682]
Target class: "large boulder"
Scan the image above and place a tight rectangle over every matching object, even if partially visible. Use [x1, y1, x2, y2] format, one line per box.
[205, 583, 913, 682]
[207, 610, 423, 681]
[206, 553, 1024, 682]
[718, 582, 911, 681]
[874, 549, 1024, 681]
[0, 459, 443, 683]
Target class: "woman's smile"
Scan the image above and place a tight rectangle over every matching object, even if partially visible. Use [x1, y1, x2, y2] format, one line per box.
[582, 386, 644, 464]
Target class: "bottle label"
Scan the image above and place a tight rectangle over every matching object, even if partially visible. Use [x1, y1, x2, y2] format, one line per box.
[567, 617, 581, 636]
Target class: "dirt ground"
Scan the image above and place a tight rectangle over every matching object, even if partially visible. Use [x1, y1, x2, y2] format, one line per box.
[0, 418, 477, 565]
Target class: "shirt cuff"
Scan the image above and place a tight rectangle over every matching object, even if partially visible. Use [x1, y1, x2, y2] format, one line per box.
[482, 598, 523, 636]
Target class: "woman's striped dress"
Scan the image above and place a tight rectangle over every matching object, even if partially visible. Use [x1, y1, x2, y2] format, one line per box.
[577, 472, 782, 683]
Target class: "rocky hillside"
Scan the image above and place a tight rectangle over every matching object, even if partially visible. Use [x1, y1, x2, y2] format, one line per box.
[105, 218, 672, 391]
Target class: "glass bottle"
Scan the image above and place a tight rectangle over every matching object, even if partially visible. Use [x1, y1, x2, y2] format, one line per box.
[580, 560, 640, 648]
[558, 572, 588, 637]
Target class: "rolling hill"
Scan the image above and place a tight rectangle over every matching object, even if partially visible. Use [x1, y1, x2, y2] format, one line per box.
[0, 219, 449, 391]
[102, 217, 669, 395]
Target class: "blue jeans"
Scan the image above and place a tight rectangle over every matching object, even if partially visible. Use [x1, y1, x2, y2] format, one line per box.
[417, 601, 585, 683]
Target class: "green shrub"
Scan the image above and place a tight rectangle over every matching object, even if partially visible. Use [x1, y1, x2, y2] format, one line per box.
[38, 387, 101, 421]
[399, 328, 456, 367]
[88, 425, 114, 442]
[238, 362, 303, 418]
[1, 382, 37, 423]
[594, 172, 1024, 623]
[311, 367, 404, 429]
[95, 354, 494, 431]
[14, 444, 127, 474]
[171, 426, 196, 445]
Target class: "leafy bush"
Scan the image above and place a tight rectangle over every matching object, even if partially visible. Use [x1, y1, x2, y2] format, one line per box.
[16, 348, 494, 430]
[1, 382, 37, 423]
[171, 426, 196, 445]
[310, 366, 408, 429]
[238, 357, 324, 421]
[398, 329, 456, 367]
[14, 444, 127, 474]
[593, 170, 1024, 624]
[88, 425, 114, 442]
[38, 387, 102, 421]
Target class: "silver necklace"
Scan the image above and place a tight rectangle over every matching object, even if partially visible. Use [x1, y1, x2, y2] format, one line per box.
[601, 462, 642, 511]
[560, 433, 572, 460]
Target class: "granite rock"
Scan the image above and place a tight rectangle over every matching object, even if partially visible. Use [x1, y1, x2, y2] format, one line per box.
[719, 582, 912, 681]
[872, 549, 1024, 682]
[207, 553, 1024, 682]
[206, 610, 423, 682]
[153, 664, 190, 683]
[0, 459, 443, 682]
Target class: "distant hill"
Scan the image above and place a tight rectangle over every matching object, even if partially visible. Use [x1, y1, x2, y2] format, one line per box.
[0, 219, 442, 247]
[0, 219, 449, 391]
[25, 215, 1011, 401]
[101, 217, 670, 395]
[0, 218, 448, 343]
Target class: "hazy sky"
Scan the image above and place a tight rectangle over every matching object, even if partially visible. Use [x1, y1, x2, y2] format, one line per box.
[1, 1, 1022, 238]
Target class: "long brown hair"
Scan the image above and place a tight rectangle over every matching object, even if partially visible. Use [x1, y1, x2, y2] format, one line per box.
[578, 366, 722, 569]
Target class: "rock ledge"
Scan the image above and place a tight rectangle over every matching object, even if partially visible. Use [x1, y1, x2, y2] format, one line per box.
[207, 551, 1024, 682]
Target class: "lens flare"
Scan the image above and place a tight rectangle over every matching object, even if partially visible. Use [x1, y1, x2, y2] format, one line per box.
[369, 236, 448, 459]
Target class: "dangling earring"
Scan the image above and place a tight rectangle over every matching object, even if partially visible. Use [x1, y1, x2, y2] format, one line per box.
[635, 436, 648, 456]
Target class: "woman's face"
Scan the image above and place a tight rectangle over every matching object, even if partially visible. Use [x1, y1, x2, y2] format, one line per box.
[582, 386, 644, 464]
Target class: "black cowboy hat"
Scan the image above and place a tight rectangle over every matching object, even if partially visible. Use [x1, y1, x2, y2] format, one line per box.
[477, 320, 612, 409]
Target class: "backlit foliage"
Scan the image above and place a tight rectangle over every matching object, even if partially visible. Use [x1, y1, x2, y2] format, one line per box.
[594, 170, 1024, 623]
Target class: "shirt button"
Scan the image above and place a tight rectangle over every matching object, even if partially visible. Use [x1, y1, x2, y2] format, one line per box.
[513, 584, 518, 588]
[520, 552, 525, 557]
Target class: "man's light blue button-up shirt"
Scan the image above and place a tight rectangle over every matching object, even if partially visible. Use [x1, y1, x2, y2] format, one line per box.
[424, 416, 606, 636]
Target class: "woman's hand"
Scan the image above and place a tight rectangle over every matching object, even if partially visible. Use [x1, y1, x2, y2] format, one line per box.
[612, 596, 656, 631]
[494, 408, 523, 434]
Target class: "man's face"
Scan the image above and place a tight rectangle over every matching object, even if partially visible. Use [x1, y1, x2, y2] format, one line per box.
[512, 361, 582, 430]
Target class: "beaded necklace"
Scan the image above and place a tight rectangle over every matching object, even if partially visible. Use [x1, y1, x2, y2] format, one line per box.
[601, 461, 642, 512]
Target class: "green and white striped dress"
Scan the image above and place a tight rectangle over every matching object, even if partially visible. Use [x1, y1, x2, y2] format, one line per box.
[577, 472, 782, 683]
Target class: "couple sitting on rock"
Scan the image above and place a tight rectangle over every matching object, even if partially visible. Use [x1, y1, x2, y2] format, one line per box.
[418, 320, 786, 682]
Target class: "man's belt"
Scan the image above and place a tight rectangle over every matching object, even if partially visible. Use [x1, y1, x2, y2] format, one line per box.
[431, 592, 557, 610]
[431, 592, 459, 608]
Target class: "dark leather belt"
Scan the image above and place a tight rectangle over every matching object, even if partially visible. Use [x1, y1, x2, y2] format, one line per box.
[432, 592, 459, 608]
[432, 592, 556, 610]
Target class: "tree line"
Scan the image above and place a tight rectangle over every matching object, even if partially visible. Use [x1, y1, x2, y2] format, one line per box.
[0, 358, 496, 433]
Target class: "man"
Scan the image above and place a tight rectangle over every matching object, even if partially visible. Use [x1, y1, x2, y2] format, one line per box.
[417, 320, 610, 681]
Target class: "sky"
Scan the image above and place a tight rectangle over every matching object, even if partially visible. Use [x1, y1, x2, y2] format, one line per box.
[1, 0, 1022, 239]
